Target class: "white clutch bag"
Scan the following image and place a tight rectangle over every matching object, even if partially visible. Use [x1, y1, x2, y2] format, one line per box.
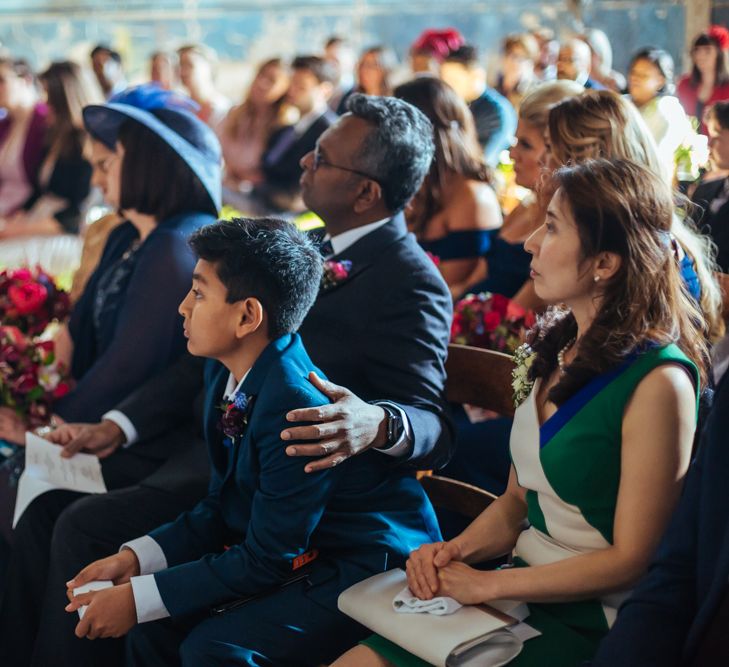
[338, 569, 525, 667]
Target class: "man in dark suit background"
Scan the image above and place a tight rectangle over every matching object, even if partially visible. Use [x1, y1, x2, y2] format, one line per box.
[258, 55, 338, 211]
[590, 365, 729, 666]
[4, 94, 453, 666]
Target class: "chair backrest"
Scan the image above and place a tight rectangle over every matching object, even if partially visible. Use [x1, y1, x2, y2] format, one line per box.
[445, 344, 516, 418]
[419, 475, 497, 520]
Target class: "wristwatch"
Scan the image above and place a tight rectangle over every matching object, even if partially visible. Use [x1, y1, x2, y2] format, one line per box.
[380, 404, 404, 450]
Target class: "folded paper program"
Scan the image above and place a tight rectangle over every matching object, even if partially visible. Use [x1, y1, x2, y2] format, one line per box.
[393, 586, 462, 616]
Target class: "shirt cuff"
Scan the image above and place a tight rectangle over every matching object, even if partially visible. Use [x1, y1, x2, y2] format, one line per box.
[103, 410, 138, 448]
[129, 575, 171, 623]
[121, 536, 168, 575]
[372, 402, 412, 458]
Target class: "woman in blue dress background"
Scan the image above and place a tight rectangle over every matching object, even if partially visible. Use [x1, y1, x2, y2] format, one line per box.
[394, 76, 502, 299]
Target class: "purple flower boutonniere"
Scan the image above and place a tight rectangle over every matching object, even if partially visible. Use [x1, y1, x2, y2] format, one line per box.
[321, 260, 352, 291]
[218, 392, 253, 446]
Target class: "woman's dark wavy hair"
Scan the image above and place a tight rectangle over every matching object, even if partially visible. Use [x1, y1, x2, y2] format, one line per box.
[394, 76, 490, 235]
[528, 159, 709, 405]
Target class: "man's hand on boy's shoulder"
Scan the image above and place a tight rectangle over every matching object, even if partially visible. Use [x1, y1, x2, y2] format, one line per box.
[66, 582, 137, 640]
[282, 372, 388, 473]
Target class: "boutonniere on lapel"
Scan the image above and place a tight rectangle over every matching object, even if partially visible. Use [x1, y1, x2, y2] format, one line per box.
[321, 259, 352, 292]
[512, 343, 536, 408]
[218, 392, 254, 446]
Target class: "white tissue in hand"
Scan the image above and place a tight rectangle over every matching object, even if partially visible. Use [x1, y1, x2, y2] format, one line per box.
[392, 586, 462, 615]
[74, 580, 113, 619]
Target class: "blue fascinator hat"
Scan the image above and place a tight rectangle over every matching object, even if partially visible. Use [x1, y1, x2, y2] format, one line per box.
[83, 84, 222, 211]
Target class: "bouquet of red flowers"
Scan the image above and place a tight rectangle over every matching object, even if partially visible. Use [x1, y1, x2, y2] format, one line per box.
[0, 267, 71, 338]
[0, 326, 71, 428]
[451, 292, 536, 354]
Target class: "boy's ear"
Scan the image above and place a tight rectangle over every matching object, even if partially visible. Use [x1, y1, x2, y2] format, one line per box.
[235, 297, 265, 339]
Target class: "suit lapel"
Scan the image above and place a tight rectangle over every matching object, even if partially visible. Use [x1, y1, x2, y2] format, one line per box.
[203, 360, 232, 475]
[318, 214, 408, 296]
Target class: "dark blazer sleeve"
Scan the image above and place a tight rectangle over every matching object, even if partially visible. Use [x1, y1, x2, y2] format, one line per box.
[56, 229, 194, 422]
[591, 376, 729, 666]
[114, 353, 204, 444]
[150, 385, 346, 617]
[366, 263, 454, 469]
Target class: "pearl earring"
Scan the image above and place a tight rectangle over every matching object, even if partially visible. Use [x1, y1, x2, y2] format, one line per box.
[593, 275, 600, 283]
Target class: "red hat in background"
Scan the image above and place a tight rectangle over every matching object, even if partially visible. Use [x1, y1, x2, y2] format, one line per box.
[707, 25, 729, 51]
[410, 28, 465, 61]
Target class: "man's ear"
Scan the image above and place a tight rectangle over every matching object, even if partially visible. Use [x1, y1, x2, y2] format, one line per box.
[352, 179, 384, 214]
[235, 298, 264, 339]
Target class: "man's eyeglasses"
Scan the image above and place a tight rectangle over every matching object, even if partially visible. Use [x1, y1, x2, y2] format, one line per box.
[312, 147, 383, 187]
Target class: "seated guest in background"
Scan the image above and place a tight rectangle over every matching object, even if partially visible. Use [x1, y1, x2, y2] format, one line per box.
[334, 158, 705, 667]
[692, 101, 729, 273]
[335, 46, 397, 115]
[394, 76, 502, 297]
[177, 44, 231, 129]
[148, 51, 177, 90]
[467, 80, 583, 304]
[440, 44, 517, 166]
[217, 58, 290, 198]
[1, 61, 99, 240]
[9, 93, 453, 667]
[538, 91, 724, 341]
[556, 37, 606, 90]
[495, 33, 539, 109]
[90, 45, 126, 100]
[324, 35, 356, 112]
[0, 58, 48, 219]
[0, 84, 221, 667]
[259, 55, 338, 211]
[626, 47, 693, 183]
[591, 341, 729, 667]
[531, 27, 559, 82]
[677, 26, 729, 133]
[66, 218, 441, 666]
[581, 28, 626, 92]
[408, 28, 464, 76]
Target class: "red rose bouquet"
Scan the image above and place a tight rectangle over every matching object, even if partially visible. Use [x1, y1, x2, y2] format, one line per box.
[0, 326, 71, 428]
[451, 292, 536, 354]
[0, 267, 71, 337]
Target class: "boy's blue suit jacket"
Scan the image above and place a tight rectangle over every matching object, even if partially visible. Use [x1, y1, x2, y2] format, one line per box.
[149, 333, 441, 617]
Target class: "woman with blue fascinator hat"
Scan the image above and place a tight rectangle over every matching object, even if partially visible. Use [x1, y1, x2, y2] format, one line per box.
[0, 82, 220, 454]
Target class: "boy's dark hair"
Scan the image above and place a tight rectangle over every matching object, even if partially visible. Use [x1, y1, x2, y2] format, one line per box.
[291, 55, 338, 85]
[118, 116, 217, 219]
[443, 44, 480, 68]
[189, 218, 324, 339]
[91, 44, 121, 64]
[345, 93, 435, 213]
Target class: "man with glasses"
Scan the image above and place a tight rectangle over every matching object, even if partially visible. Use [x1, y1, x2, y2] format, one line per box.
[12, 94, 454, 665]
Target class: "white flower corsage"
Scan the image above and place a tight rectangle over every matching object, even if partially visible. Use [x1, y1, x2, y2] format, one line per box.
[512, 343, 536, 408]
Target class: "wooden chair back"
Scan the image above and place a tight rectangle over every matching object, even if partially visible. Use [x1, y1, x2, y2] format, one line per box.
[444, 344, 516, 418]
[419, 475, 497, 519]
[418, 344, 514, 523]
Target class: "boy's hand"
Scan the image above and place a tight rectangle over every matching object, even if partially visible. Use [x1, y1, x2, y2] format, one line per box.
[282, 372, 388, 472]
[67, 550, 140, 598]
[66, 583, 137, 639]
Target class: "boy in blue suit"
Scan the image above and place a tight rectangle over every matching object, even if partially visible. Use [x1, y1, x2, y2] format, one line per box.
[65, 218, 441, 666]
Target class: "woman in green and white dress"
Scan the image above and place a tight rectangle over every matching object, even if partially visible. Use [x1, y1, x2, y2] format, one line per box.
[333, 158, 709, 667]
